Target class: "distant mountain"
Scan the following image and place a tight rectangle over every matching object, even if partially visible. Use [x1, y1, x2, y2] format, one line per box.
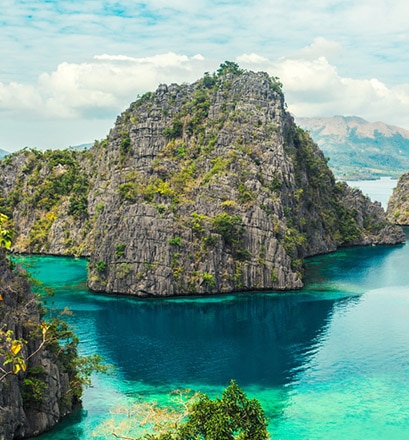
[296, 116, 409, 179]
[69, 142, 93, 150]
[0, 148, 9, 159]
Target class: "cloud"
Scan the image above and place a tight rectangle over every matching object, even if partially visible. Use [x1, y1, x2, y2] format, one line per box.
[296, 37, 343, 61]
[270, 57, 409, 129]
[0, 53, 211, 121]
[2, 1, 409, 150]
[2, 45, 409, 150]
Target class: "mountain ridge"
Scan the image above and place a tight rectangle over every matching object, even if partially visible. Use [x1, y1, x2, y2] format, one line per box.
[297, 115, 409, 179]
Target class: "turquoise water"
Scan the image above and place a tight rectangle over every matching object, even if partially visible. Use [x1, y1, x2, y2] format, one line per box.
[16, 229, 409, 439]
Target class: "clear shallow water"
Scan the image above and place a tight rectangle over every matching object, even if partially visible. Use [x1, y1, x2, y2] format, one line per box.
[15, 229, 409, 440]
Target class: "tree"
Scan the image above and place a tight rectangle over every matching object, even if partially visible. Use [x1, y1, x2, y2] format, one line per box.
[99, 380, 269, 440]
[211, 213, 243, 245]
[216, 61, 244, 77]
[0, 219, 107, 397]
[176, 380, 269, 440]
[0, 213, 13, 250]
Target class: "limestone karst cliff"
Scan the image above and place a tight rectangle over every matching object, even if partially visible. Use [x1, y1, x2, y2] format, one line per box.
[0, 251, 79, 439]
[387, 172, 409, 224]
[0, 66, 405, 297]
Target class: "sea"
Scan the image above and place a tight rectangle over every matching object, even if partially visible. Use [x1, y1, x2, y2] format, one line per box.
[16, 176, 409, 440]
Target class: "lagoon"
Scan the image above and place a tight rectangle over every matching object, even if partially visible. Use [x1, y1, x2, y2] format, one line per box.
[19, 178, 409, 440]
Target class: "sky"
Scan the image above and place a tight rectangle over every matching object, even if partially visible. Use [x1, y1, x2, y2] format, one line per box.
[1, 0, 409, 151]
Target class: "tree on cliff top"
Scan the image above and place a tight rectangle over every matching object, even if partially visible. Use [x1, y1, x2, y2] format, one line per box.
[217, 61, 244, 77]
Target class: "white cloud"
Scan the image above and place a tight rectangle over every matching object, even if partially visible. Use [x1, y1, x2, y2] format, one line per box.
[0, 82, 42, 113]
[2, 45, 409, 150]
[297, 37, 343, 61]
[235, 48, 409, 130]
[94, 54, 138, 62]
[237, 53, 269, 65]
[0, 53, 210, 122]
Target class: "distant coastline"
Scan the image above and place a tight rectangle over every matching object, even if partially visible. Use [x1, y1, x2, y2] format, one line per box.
[345, 176, 397, 208]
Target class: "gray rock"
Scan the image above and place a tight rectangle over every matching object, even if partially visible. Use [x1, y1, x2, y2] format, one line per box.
[0, 252, 75, 439]
[387, 172, 409, 225]
[0, 70, 405, 298]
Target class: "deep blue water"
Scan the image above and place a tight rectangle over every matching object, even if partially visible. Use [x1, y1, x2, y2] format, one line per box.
[16, 178, 409, 440]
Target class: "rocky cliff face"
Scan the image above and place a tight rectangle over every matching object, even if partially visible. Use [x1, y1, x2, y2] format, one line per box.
[0, 68, 405, 297]
[0, 252, 76, 439]
[387, 172, 409, 224]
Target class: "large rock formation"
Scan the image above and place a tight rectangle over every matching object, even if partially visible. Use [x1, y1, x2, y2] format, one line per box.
[0, 251, 77, 439]
[0, 67, 405, 297]
[387, 172, 409, 224]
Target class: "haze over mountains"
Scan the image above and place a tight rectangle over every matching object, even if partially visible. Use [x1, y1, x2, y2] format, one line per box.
[0, 143, 92, 158]
[297, 115, 409, 179]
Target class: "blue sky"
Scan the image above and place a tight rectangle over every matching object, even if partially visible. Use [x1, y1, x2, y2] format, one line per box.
[1, 0, 409, 150]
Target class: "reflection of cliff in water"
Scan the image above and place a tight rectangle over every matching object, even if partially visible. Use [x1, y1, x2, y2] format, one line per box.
[91, 292, 342, 387]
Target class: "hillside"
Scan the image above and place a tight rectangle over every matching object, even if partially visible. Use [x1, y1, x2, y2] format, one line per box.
[0, 149, 9, 159]
[387, 172, 409, 224]
[297, 115, 409, 179]
[0, 66, 404, 297]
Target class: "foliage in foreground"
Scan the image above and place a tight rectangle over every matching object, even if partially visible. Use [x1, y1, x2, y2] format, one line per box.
[0, 216, 108, 406]
[95, 380, 269, 440]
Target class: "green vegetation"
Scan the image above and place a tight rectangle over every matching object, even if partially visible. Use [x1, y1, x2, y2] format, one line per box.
[21, 366, 47, 406]
[27, 149, 89, 210]
[202, 271, 216, 288]
[0, 148, 90, 251]
[163, 119, 184, 139]
[116, 263, 132, 279]
[211, 213, 243, 245]
[95, 380, 269, 440]
[118, 181, 139, 202]
[95, 261, 106, 272]
[115, 243, 126, 258]
[168, 237, 182, 246]
[217, 61, 244, 77]
[203, 156, 232, 183]
[1, 290, 106, 410]
[43, 317, 108, 402]
[299, 116, 409, 179]
[0, 213, 13, 250]
[270, 76, 284, 95]
[332, 182, 362, 244]
[119, 176, 177, 204]
[190, 213, 208, 234]
[29, 211, 57, 251]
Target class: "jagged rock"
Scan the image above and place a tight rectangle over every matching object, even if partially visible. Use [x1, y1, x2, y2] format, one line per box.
[387, 172, 409, 225]
[0, 252, 76, 439]
[0, 68, 405, 298]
